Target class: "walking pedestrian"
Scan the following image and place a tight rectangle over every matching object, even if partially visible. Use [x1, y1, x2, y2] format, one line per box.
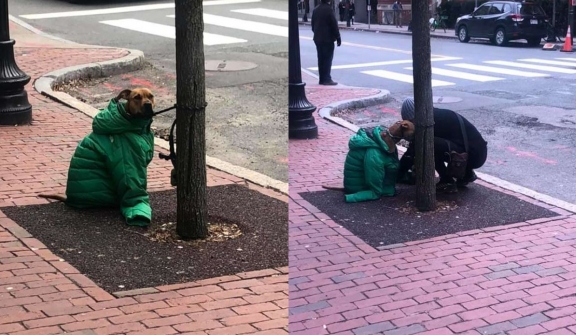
[311, 0, 342, 86]
[349, 0, 356, 25]
[393, 0, 403, 28]
[338, 0, 345, 21]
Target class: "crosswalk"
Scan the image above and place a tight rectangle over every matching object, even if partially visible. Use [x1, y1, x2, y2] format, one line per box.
[100, 10, 287, 46]
[20, 1, 287, 47]
[318, 57, 576, 88]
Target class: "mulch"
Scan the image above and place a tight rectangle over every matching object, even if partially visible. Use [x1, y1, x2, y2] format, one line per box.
[2, 185, 287, 293]
[300, 182, 558, 249]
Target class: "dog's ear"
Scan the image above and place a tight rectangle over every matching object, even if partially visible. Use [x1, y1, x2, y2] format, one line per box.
[115, 89, 132, 101]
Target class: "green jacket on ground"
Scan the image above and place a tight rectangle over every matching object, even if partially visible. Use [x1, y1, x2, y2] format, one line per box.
[343, 126, 400, 203]
[65, 99, 155, 226]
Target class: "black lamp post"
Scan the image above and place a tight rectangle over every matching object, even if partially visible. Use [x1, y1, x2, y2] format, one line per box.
[289, 0, 318, 139]
[0, 0, 32, 125]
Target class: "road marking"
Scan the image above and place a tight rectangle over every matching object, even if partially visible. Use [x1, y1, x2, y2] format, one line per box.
[447, 63, 549, 77]
[20, 0, 261, 20]
[299, 36, 452, 58]
[361, 69, 455, 87]
[167, 13, 287, 37]
[556, 58, 576, 62]
[99, 19, 247, 45]
[518, 58, 576, 67]
[231, 8, 288, 20]
[484, 60, 576, 74]
[405, 67, 503, 82]
[307, 57, 462, 71]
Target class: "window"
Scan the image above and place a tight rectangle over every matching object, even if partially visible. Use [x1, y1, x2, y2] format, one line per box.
[488, 3, 503, 14]
[474, 4, 491, 16]
[502, 4, 512, 13]
[518, 4, 546, 15]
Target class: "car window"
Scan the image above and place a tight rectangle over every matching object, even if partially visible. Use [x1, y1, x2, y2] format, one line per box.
[502, 4, 512, 13]
[489, 3, 503, 14]
[474, 4, 491, 15]
[518, 4, 546, 15]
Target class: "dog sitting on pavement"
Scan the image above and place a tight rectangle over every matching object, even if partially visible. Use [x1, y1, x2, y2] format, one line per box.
[39, 88, 157, 227]
[323, 120, 416, 203]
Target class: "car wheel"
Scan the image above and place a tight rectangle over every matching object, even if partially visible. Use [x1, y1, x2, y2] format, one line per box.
[527, 37, 542, 47]
[458, 25, 470, 43]
[494, 27, 508, 46]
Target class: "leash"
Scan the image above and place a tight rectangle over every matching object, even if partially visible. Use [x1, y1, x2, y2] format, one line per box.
[152, 104, 177, 116]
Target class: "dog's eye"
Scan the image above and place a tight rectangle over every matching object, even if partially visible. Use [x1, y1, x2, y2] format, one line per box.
[149, 94, 154, 99]
[134, 94, 142, 100]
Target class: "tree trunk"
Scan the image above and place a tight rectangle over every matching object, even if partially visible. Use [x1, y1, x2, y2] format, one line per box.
[174, 0, 208, 239]
[411, 0, 437, 212]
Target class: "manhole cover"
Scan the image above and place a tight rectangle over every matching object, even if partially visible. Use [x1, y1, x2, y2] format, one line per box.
[432, 96, 462, 104]
[205, 60, 258, 72]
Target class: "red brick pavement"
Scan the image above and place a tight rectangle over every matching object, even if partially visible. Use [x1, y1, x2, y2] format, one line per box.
[289, 82, 576, 334]
[0, 47, 288, 334]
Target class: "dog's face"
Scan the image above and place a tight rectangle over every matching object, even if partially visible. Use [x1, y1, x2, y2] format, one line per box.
[115, 88, 156, 117]
[386, 120, 415, 141]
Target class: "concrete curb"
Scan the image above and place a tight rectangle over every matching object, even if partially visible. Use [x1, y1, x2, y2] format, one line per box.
[320, 90, 576, 215]
[317, 89, 392, 133]
[298, 21, 457, 40]
[32, 53, 288, 196]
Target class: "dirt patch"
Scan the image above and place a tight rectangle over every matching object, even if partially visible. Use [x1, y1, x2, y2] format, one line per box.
[2, 185, 288, 293]
[300, 183, 557, 249]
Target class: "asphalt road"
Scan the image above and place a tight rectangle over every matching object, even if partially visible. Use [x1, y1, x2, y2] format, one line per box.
[301, 27, 576, 204]
[10, 0, 287, 80]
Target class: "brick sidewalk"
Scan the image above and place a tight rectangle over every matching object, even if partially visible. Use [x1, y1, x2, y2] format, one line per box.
[289, 84, 576, 334]
[0, 46, 288, 334]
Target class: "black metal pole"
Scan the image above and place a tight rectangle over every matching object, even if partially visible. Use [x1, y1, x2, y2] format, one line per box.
[570, 3, 574, 47]
[289, 0, 318, 139]
[0, 0, 32, 126]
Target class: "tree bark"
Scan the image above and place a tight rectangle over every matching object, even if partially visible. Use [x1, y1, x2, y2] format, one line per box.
[411, 0, 437, 212]
[174, 0, 208, 239]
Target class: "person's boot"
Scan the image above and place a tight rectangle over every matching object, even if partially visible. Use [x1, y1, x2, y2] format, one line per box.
[457, 170, 478, 187]
[320, 80, 338, 86]
[437, 178, 457, 194]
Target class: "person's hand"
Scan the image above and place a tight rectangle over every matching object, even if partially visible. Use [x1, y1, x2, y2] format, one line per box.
[337, 37, 342, 46]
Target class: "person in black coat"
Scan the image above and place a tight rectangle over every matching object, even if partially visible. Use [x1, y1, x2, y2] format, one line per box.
[311, 0, 342, 86]
[338, 0, 345, 21]
[397, 98, 488, 193]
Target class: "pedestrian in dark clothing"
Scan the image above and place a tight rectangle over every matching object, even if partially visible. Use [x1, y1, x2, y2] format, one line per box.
[349, 0, 356, 24]
[392, 0, 403, 27]
[397, 98, 488, 194]
[311, 0, 342, 86]
[338, 1, 345, 21]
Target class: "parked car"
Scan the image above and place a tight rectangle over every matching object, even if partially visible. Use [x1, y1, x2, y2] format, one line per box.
[454, 0, 548, 47]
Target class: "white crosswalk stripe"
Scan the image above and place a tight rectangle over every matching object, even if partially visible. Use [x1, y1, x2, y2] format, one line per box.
[166, 13, 288, 37]
[405, 67, 503, 82]
[361, 69, 455, 87]
[518, 58, 576, 67]
[484, 60, 576, 74]
[95, 8, 287, 46]
[99, 19, 247, 45]
[446, 63, 549, 77]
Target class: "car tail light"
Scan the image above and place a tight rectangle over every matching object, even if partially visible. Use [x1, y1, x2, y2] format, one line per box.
[511, 14, 523, 22]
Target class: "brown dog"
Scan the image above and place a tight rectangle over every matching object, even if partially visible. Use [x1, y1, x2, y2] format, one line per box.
[116, 87, 156, 117]
[322, 120, 415, 191]
[38, 88, 156, 202]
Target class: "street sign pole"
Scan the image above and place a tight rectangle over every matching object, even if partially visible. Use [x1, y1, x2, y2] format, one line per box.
[368, 6, 371, 29]
[571, 0, 575, 46]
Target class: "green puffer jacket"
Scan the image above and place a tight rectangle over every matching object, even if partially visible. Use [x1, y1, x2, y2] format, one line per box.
[343, 126, 400, 203]
[64, 99, 155, 227]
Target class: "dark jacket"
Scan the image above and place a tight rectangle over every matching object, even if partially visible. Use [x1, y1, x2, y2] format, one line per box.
[399, 108, 487, 176]
[312, 2, 341, 44]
